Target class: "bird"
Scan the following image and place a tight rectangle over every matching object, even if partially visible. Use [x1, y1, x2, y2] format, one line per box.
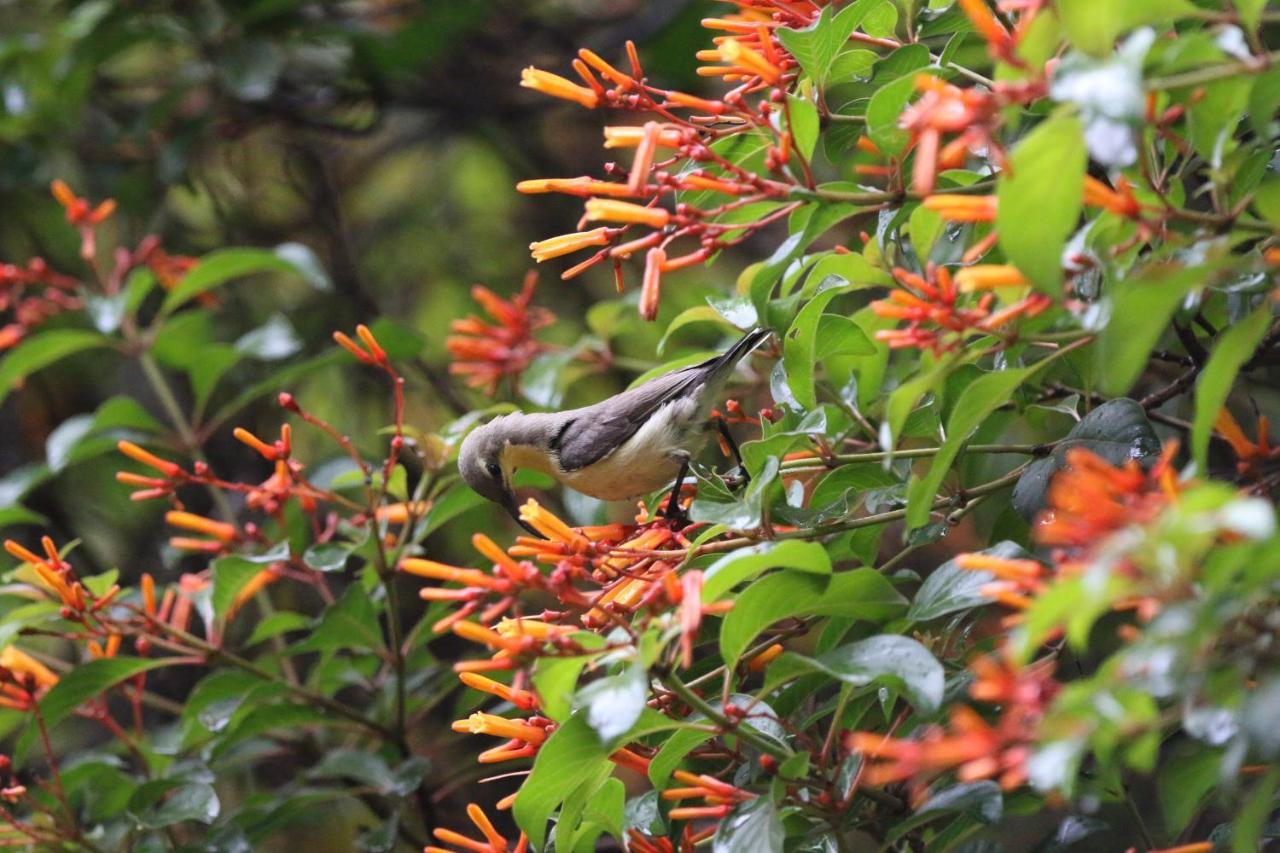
[457, 327, 771, 535]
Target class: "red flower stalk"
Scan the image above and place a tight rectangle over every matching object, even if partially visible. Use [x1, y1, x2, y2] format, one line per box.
[446, 272, 555, 396]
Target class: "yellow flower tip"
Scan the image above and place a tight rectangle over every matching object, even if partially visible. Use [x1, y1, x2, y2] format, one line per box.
[528, 227, 612, 262]
[582, 199, 671, 228]
[954, 264, 1028, 292]
[0, 647, 58, 689]
[520, 67, 599, 109]
[50, 179, 76, 207]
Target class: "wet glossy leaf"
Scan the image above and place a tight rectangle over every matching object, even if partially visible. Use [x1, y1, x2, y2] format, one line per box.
[909, 541, 1033, 623]
[713, 797, 784, 853]
[1013, 399, 1159, 518]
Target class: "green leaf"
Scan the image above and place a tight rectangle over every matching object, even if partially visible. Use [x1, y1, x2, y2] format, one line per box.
[302, 541, 351, 573]
[34, 657, 174, 734]
[160, 248, 302, 313]
[701, 540, 831, 602]
[1192, 305, 1271, 473]
[1097, 265, 1208, 395]
[776, 2, 878, 88]
[1058, 0, 1196, 55]
[133, 782, 220, 828]
[1012, 398, 1160, 518]
[790, 634, 945, 713]
[1158, 746, 1221, 835]
[0, 330, 113, 408]
[689, 456, 779, 531]
[211, 556, 264, 620]
[787, 94, 820, 160]
[908, 541, 1033, 623]
[996, 112, 1085, 295]
[515, 713, 612, 850]
[720, 570, 827, 666]
[801, 568, 908, 621]
[712, 793, 784, 853]
[906, 361, 1055, 530]
[782, 277, 852, 409]
[292, 583, 385, 654]
[867, 72, 927, 156]
[245, 611, 309, 646]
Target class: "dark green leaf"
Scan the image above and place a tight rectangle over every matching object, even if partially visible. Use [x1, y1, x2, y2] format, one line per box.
[34, 657, 174, 734]
[134, 782, 220, 828]
[1012, 399, 1160, 518]
[712, 795, 783, 853]
[789, 635, 945, 713]
[909, 541, 1034, 623]
[0, 330, 113, 408]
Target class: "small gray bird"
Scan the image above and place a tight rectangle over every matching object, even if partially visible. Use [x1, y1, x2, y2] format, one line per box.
[458, 328, 770, 533]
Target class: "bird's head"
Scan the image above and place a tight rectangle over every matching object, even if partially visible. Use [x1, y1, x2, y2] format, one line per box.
[457, 418, 541, 536]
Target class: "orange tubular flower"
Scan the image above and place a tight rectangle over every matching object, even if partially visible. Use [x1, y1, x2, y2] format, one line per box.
[51, 180, 116, 227]
[583, 199, 672, 229]
[922, 194, 998, 222]
[165, 511, 239, 543]
[1082, 176, 1141, 217]
[117, 440, 184, 479]
[956, 0, 1013, 57]
[954, 264, 1029, 291]
[401, 558, 512, 593]
[375, 501, 431, 524]
[520, 67, 599, 109]
[1214, 408, 1278, 475]
[529, 228, 612, 263]
[640, 248, 665, 321]
[426, 802, 528, 853]
[447, 271, 555, 396]
[452, 712, 549, 746]
[517, 500, 591, 550]
[1034, 445, 1179, 552]
[602, 125, 685, 150]
[516, 177, 635, 198]
[0, 647, 58, 691]
[459, 672, 539, 711]
[716, 38, 782, 85]
[900, 76, 999, 196]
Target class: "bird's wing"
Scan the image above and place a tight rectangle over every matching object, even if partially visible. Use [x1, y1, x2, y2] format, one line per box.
[551, 368, 703, 472]
[551, 328, 770, 472]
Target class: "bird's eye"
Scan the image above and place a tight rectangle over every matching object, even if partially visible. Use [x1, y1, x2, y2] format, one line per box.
[485, 462, 502, 480]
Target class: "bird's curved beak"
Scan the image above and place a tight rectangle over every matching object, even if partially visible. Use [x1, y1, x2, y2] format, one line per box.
[502, 488, 543, 539]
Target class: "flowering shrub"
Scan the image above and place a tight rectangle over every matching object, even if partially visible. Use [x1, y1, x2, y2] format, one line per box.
[0, 1, 1279, 851]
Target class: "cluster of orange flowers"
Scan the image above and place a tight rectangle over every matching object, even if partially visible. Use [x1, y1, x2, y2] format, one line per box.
[869, 263, 1051, 353]
[517, 3, 844, 319]
[1, 181, 202, 350]
[847, 445, 1185, 795]
[446, 272, 556, 396]
[400, 497, 766, 847]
